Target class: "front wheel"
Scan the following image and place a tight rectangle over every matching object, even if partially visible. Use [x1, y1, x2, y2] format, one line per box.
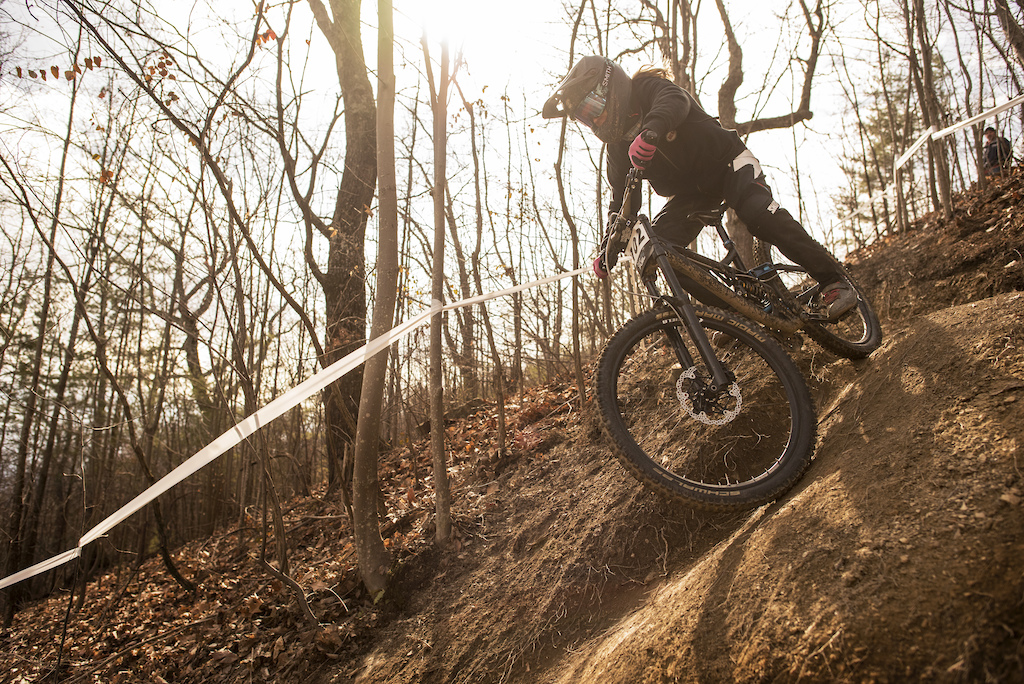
[595, 307, 816, 510]
[752, 239, 883, 359]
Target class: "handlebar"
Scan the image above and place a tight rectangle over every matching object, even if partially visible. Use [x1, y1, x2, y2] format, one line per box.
[618, 168, 643, 216]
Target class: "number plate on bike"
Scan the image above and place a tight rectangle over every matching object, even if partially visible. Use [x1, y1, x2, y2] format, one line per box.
[626, 220, 653, 272]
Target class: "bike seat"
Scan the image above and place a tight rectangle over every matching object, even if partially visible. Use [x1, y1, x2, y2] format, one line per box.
[686, 204, 727, 226]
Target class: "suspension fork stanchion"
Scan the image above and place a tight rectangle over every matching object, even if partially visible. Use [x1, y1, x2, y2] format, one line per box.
[655, 253, 732, 391]
[642, 276, 697, 370]
[627, 169, 728, 390]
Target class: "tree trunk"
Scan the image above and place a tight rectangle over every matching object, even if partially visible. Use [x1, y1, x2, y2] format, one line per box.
[917, 1, 952, 219]
[424, 38, 453, 546]
[21, 269, 88, 578]
[461, 92, 509, 456]
[442, 192, 477, 398]
[350, 0, 398, 595]
[1, 243, 54, 625]
[307, 0, 377, 497]
[905, 0, 952, 219]
[711, 0, 825, 262]
[994, 0, 1024, 67]
[0, 70, 82, 622]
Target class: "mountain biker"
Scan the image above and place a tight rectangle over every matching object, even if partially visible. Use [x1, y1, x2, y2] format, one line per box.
[542, 55, 858, 321]
[982, 127, 1013, 177]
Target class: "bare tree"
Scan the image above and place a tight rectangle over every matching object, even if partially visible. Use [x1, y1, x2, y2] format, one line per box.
[459, 87, 509, 456]
[304, 0, 378, 495]
[994, 0, 1024, 66]
[906, 0, 953, 219]
[422, 36, 455, 545]
[552, 0, 590, 407]
[349, 0, 398, 595]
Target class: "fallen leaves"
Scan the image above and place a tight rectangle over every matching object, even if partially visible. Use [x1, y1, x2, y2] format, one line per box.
[0, 378, 587, 683]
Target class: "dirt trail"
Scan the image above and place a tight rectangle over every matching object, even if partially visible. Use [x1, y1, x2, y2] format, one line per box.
[544, 292, 1024, 683]
[341, 294, 1024, 684]
[344, 172, 1024, 684]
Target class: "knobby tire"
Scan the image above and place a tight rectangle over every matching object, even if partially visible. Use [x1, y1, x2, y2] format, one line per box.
[595, 306, 816, 510]
[752, 238, 883, 359]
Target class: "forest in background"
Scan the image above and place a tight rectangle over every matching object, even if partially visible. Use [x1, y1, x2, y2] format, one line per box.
[0, 0, 1022, 620]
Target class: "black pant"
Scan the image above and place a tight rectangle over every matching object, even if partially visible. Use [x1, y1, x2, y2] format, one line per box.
[651, 154, 842, 287]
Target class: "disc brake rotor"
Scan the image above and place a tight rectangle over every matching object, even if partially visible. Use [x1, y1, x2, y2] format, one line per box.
[676, 367, 742, 425]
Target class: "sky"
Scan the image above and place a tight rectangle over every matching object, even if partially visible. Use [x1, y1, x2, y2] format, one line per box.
[9, 0, 1016, 253]
[386, 0, 854, 241]
[395, 0, 567, 87]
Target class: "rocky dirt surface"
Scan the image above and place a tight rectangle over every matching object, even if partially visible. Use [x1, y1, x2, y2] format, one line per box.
[2, 172, 1023, 684]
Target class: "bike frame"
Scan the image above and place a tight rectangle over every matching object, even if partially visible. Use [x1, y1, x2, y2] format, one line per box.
[608, 168, 809, 337]
[677, 209, 824, 313]
[642, 234, 734, 391]
[608, 170, 734, 391]
[605, 168, 814, 391]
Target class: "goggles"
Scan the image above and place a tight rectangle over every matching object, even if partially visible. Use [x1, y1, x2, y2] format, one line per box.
[573, 90, 607, 129]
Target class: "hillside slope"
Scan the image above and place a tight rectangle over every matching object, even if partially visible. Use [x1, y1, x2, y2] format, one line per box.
[1, 173, 1022, 684]
[343, 173, 1024, 684]
[543, 291, 1024, 682]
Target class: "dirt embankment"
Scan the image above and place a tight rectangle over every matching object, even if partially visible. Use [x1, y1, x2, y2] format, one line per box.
[2, 173, 1022, 684]
[343, 173, 1024, 684]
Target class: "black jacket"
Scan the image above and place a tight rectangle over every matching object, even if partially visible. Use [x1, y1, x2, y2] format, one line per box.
[983, 136, 1012, 172]
[607, 76, 747, 215]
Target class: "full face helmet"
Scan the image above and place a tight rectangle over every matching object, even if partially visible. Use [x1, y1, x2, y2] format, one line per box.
[543, 56, 638, 144]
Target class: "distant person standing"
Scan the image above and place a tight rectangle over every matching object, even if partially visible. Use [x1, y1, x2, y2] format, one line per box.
[982, 127, 1013, 176]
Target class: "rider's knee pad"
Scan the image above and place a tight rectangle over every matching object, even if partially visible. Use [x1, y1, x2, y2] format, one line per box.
[734, 195, 800, 241]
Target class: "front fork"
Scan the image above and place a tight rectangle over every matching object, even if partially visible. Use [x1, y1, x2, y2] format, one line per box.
[643, 251, 733, 391]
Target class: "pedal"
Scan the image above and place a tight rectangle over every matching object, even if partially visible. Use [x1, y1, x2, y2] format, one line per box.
[751, 263, 778, 280]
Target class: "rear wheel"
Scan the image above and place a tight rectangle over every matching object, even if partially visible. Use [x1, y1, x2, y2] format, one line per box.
[595, 306, 816, 510]
[752, 239, 882, 359]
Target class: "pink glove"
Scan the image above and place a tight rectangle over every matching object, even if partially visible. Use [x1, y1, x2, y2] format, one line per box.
[628, 131, 657, 169]
[593, 256, 608, 279]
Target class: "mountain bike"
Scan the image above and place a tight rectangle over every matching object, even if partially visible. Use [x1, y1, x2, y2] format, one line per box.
[594, 168, 882, 510]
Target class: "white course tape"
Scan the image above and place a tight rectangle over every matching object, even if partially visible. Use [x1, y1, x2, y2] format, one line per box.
[932, 93, 1024, 140]
[894, 126, 937, 171]
[893, 94, 1024, 170]
[443, 266, 588, 312]
[0, 550, 84, 592]
[80, 304, 439, 548]
[836, 94, 1023, 229]
[0, 266, 589, 591]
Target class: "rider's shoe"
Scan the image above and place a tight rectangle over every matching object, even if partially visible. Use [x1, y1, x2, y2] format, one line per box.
[820, 281, 858, 321]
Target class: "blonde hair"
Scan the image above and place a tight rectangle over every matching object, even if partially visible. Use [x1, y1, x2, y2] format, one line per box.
[633, 65, 672, 81]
